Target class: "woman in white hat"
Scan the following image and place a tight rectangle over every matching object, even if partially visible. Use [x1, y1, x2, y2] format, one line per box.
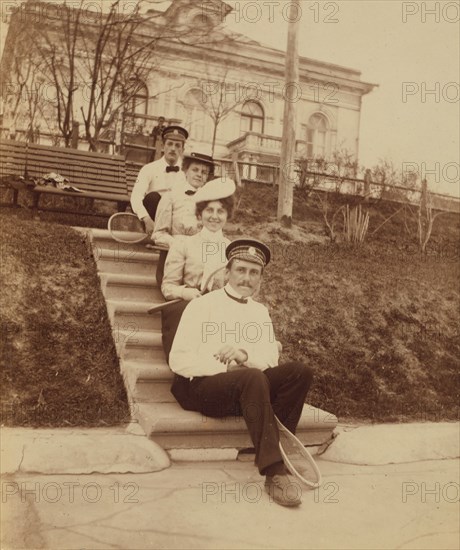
[161, 177, 236, 362]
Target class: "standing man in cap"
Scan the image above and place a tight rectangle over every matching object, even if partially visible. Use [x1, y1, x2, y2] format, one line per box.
[130, 125, 189, 235]
[168, 239, 313, 507]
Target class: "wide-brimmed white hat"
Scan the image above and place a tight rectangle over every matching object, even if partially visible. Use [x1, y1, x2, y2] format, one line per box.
[192, 177, 236, 203]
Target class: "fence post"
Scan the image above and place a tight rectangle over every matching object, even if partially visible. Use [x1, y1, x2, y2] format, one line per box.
[364, 169, 371, 202]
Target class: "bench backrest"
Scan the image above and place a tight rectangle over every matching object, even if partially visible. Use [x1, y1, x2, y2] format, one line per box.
[0, 140, 128, 198]
[125, 160, 142, 196]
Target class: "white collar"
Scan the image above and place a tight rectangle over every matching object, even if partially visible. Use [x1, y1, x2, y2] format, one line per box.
[224, 283, 249, 301]
[200, 227, 224, 243]
[160, 156, 181, 169]
[184, 182, 198, 194]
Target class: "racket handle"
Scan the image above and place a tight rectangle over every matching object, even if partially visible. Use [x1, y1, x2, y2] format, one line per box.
[148, 298, 182, 314]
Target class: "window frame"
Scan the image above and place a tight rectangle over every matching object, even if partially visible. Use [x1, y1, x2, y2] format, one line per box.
[240, 100, 265, 135]
[306, 113, 329, 158]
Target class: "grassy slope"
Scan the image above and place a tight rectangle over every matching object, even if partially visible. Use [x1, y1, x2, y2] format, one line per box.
[227, 184, 459, 421]
[261, 244, 459, 420]
[0, 210, 129, 426]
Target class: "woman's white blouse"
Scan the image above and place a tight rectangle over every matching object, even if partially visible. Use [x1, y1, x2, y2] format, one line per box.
[161, 229, 231, 301]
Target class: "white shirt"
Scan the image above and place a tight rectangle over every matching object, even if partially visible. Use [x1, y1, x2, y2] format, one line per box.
[169, 285, 279, 378]
[161, 229, 231, 300]
[130, 156, 186, 220]
[152, 181, 201, 247]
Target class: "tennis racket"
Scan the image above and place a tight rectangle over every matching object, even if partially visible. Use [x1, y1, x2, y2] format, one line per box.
[148, 265, 226, 315]
[108, 212, 151, 244]
[275, 415, 322, 489]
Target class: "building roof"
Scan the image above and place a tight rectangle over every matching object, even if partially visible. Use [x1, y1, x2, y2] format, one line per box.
[139, 0, 376, 95]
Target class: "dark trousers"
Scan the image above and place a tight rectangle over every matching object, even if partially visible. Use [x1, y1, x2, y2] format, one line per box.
[143, 191, 162, 221]
[161, 300, 189, 363]
[156, 250, 168, 288]
[171, 363, 313, 474]
[143, 190, 166, 287]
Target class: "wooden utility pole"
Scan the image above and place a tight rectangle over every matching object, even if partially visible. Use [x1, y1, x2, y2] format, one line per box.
[277, 2, 300, 226]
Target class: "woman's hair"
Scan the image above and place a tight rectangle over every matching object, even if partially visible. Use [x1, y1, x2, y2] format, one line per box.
[195, 195, 234, 220]
[182, 157, 214, 177]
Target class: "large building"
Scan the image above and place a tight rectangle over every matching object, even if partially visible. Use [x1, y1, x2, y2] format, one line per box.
[1, 0, 376, 168]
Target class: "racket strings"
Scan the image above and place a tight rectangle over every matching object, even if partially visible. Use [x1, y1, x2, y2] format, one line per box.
[108, 213, 149, 244]
[278, 431, 319, 483]
[275, 417, 322, 489]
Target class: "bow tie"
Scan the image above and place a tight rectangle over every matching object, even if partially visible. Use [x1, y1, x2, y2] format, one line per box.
[165, 166, 180, 173]
[224, 288, 248, 304]
[185, 190, 196, 196]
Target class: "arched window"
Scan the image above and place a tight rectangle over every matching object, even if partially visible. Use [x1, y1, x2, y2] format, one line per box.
[306, 113, 329, 158]
[130, 82, 149, 116]
[240, 101, 264, 135]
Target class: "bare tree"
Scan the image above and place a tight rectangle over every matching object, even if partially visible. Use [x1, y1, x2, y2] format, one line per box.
[9, 0, 236, 150]
[32, 3, 82, 146]
[1, 19, 49, 142]
[418, 179, 443, 253]
[313, 190, 345, 242]
[77, 1, 158, 150]
[294, 148, 360, 241]
[329, 148, 360, 190]
[295, 157, 324, 199]
[26, 0, 163, 149]
[365, 157, 422, 238]
[193, 67, 242, 156]
[295, 147, 359, 197]
[370, 157, 418, 202]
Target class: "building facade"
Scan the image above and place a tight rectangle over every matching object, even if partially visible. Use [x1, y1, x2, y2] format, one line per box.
[0, 0, 376, 167]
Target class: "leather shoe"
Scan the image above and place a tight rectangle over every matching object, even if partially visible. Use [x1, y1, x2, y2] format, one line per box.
[265, 474, 302, 507]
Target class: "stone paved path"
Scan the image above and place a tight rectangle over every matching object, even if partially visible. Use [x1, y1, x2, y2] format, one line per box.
[2, 458, 459, 549]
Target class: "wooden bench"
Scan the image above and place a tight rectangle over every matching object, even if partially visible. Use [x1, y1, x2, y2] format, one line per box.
[0, 139, 131, 216]
[125, 160, 142, 201]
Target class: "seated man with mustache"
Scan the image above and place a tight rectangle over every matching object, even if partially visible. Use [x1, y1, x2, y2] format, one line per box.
[168, 239, 313, 507]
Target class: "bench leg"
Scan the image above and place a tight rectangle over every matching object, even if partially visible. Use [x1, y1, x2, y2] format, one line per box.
[31, 191, 40, 218]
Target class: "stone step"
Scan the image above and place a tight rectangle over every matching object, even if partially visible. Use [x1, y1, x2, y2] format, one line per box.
[117, 329, 165, 363]
[129, 360, 173, 381]
[107, 300, 162, 332]
[136, 402, 338, 450]
[135, 379, 173, 404]
[115, 328, 163, 348]
[90, 228, 149, 251]
[95, 246, 159, 276]
[90, 228, 168, 255]
[122, 360, 174, 404]
[99, 273, 163, 302]
[88, 227, 339, 455]
[123, 345, 166, 365]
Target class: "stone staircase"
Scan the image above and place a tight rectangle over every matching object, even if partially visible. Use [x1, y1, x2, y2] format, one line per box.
[90, 228, 338, 451]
